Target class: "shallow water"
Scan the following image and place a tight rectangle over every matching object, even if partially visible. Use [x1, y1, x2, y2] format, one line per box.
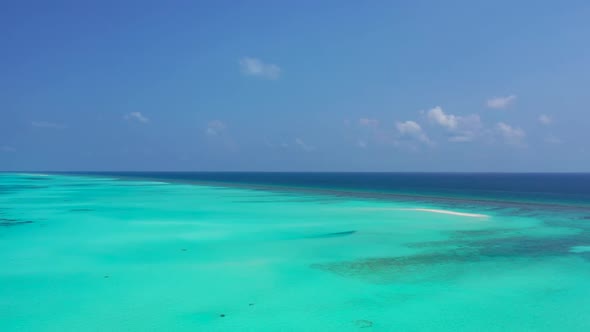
[1, 173, 590, 331]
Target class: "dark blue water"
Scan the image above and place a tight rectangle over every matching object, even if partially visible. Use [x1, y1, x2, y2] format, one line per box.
[66, 172, 590, 208]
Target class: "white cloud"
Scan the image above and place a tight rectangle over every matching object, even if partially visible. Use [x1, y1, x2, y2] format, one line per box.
[295, 138, 315, 151]
[31, 121, 65, 129]
[486, 95, 516, 109]
[427, 106, 458, 130]
[396, 120, 421, 135]
[496, 122, 526, 146]
[1, 146, 16, 152]
[395, 120, 431, 144]
[239, 57, 281, 80]
[124, 112, 149, 123]
[538, 114, 552, 125]
[426, 106, 482, 142]
[205, 120, 226, 136]
[357, 139, 368, 148]
[359, 118, 379, 127]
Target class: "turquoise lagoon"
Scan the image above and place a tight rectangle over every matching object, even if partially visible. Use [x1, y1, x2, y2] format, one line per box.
[1, 173, 590, 331]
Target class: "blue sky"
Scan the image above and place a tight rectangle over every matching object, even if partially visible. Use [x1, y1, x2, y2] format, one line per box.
[1, 1, 589, 171]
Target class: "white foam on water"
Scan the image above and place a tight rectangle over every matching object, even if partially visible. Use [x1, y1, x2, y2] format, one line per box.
[403, 208, 488, 218]
[361, 207, 488, 218]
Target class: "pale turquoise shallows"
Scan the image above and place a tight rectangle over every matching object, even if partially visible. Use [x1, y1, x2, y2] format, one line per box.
[1, 173, 590, 331]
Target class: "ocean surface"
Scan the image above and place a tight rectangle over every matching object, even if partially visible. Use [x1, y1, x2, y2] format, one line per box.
[2, 172, 590, 331]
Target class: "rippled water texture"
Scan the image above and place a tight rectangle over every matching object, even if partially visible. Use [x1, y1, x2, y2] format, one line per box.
[1, 173, 590, 331]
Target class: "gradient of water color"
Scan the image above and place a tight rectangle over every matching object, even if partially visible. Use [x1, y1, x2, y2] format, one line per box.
[1, 173, 590, 331]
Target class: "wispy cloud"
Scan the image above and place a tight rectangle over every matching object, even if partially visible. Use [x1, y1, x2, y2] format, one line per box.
[31, 121, 66, 129]
[205, 120, 226, 136]
[1, 146, 16, 152]
[448, 135, 474, 142]
[545, 135, 563, 144]
[538, 114, 552, 125]
[395, 120, 432, 145]
[265, 140, 289, 149]
[486, 95, 516, 109]
[359, 118, 379, 127]
[496, 122, 526, 146]
[295, 138, 316, 151]
[355, 118, 382, 147]
[426, 106, 482, 142]
[205, 120, 237, 150]
[239, 57, 281, 80]
[124, 112, 149, 123]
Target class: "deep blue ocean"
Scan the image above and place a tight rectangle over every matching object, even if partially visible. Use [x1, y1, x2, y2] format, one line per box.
[69, 172, 590, 208]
